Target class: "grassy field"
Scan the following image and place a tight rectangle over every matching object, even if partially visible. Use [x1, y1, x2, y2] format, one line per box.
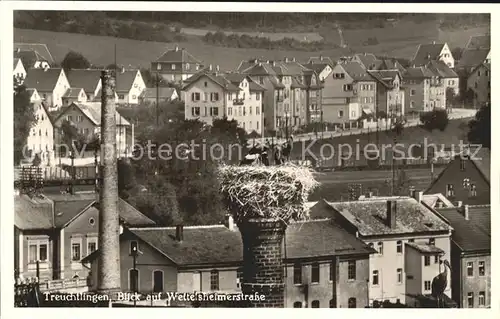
[178, 27, 324, 42]
[14, 23, 488, 71]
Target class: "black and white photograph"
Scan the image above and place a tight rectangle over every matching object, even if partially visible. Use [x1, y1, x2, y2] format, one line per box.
[1, 1, 496, 314]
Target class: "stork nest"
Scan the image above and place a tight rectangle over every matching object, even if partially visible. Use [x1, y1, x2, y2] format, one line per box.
[218, 164, 319, 224]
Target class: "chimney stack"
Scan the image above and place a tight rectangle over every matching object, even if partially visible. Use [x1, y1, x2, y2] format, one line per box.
[216, 65, 220, 72]
[387, 200, 397, 228]
[457, 200, 463, 208]
[96, 70, 121, 299]
[175, 45, 179, 52]
[292, 57, 296, 62]
[284, 57, 289, 63]
[225, 214, 236, 231]
[463, 204, 469, 220]
[409, 187, 416, 198]
[209, 64, 212, 71]
[432, 41, 436, 45]
[176, 225, 184, 242]
[272, 61, 276, 67]
[320, 55, 323, 61]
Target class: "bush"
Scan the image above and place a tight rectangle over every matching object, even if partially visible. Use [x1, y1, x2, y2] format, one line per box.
[419, 109, 449, 131]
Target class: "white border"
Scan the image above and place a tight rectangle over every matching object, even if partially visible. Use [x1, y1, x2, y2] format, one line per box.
[1, 2, 498, 318]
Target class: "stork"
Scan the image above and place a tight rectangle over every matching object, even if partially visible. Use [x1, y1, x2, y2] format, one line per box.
[431, 259, 451, 308]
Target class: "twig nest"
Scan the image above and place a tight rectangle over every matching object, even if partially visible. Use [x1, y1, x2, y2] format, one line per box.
[218, 164, 319, 224]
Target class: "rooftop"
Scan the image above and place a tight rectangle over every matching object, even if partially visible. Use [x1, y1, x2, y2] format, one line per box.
[354, 53, 380, 70]
[307, 56, 334, 66]
[65, 69, 102, 93]
[426, 60, 458, 78]
[338, 61, 373, 81]
[456, 48, 490, 70]
[406, 242, 444, 254]
[182, 72, 241, 92]
[412, 43, 446, 67]
[421, 193, 455, 208]
[14, 43, 54, 63]
[403, 66, 436, 79]
[141, 87, 177, 99]
[466, 35, 490, 50]
[66, 102, 131, 126]
[154, 46, 202, 64]
[62, 88, 84, 99]
[23, 68, 63, 92]
[115, 70, 141, 92]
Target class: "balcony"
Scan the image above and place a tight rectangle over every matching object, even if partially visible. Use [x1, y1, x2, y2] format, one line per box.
[233, 98, 244, 105]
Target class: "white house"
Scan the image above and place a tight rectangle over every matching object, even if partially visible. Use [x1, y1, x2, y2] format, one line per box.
[14, 58, 27, 80]
[115, 69, 146, 105]
[26, 102, 55, 166]
[412, 42, 455, 69]
[23, 68, 70, 110]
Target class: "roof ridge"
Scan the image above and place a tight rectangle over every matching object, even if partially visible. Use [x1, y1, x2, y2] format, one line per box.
[129, 225, 226, 230]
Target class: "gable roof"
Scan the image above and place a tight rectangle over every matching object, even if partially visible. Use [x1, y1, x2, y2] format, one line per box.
[456, 49, 490, 70]
[181, 73, 241, 92]
[59, 102, 130, 126]
[354, 53, 380, 70]
[63, 88, 84, 99]
[92, 199, 156, 227]
[466, 35, 490, 50]
[338, 62, 373, 81]
[65, 69, 102, 93]
[141, 87, 177, 99]
[421, 193, 455, 208]
[376, 59, 406, 73]
[307, 56, 334, 65]
[155, 47, 202, 64]
[23, 68, 63, 92]
[412, 43, 446, 67]
[53, 198, 96, 228]
[435, 206, 490, 252]
[314, 197, 452, 237]
[426, 60, 458, 78]
[368, 70, 401, 88]
[14, 43, 54, 63]
[15, 195, 55, 230]
[303, 62, 330, 74]
[14, 58, 22, 69]
[248, 80, 267, 92]
[115, 70, 141, 92]
[403, 66, 435, 79]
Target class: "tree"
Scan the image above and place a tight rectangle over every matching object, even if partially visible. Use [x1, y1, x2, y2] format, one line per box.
[446, 87, 458, 108]
[61, 51, 91, 71]
[467, 103, 490, 149]
[419, 109, 449, 131]
[14, 78, 37, 165]
[451, 47, 463, 61]
[392, 168, 413, 196]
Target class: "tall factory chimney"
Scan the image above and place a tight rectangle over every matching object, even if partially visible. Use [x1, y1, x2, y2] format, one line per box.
[97, 70, 121, 299]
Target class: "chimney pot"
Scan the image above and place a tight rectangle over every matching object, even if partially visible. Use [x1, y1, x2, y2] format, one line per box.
[175, 45, 179, 52]
[284, 57, 289, 63]
[225, 214, 236, 231]
[320, 55, 323, 61]
[292, 57, 296, 62]
[272, 61, 276, 67]
[387, 200, 397, 228]
[216, 65, 220, 71]
[175, 225, 184, 241]
[432, 41, 436, 45]
[457, 200, 463, 207]
[463, 205, 469, 220]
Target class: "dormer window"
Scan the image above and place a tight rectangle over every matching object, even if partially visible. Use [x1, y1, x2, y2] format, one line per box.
[446, 184, 455, 197]
[470, 184, 477, 197]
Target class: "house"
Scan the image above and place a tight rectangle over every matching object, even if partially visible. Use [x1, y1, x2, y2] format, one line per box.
[368, 70, 405, 116]
[375, 59, 407, 73]
[14, 58, 27, 80]
[14, 43, 54, 66]
[151, 45, 204, 83]
[456, 49, 490, 75]
[302, 69, 324, 124]
[115, 69, 146, 105]
[325, 61, 376, 128]
[140, 87, 179, 105]
[309, 195, 453, 305]
[182, 67, 266, 135]
[53, 102, 132, 156]
[82, 217, 374, 308]
[23, 68, 70, 110]
[402, 66, 445, 113]
[466, 63, 490, 107]
[465, 35, 490, 50]
[425, 60, 460, 98]
[411, 42, 455, 68]
[352, 53, 380, 70]
[62, 88, 88, 106]
[426, 148, 490, 205]
[14, 192, 155, 281]
[435, 205, 490, 308]
[304, 56, 334, 82]
[26, 88, 42, 103]
[65, 69, 102, 101]
[26, 102, 55, 166]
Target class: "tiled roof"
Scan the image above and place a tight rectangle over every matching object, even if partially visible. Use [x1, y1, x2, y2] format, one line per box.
[470, 148, 490, 184]
[248, 81, 266, 92]
[405, 242, 444, 254]
[307, 56, 334, 65]
[115, 70, 140, 92]
[368, 70, 400, 88]
[425, 60, 458, 78]
[291, 76, 307, 89]
[223, 73, 247, 84]
[238, 61, 277, 76]
[412, 43, 446, 67]
[15, 195, 54, 230]
[268, 76, 285, 89]
[403, 66, 435, 79]
[65, 69, 102, 94]
[182, 72, 241, 92]
[436, 206, 490, 252]
[94, 198, 156, 226]
[14, 43, 54, 63]
[63, 88, 84, 98]
[279, 60, 310, 75]
[23, 68, 63, 92]
[53, 199, 95, 227]
[421, 193, 455, 208]
[377, 59, 406, 73]
[141, 87, 177, 99]
[466, 35, 490, 50]
[155, 47, 202, 64]
[456, 49, 490, 70]
[314, 198, 452, 236]
[66, 102, 131, 126]
[303, 63, 330, 74]
[354, 53, 380, 69]
[285, 219, 375, 259]
[339, 62, 373, 81]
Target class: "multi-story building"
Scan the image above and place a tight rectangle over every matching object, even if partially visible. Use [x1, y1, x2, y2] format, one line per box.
[402, 66, 445, 113]
[309, 196, 453, 305]
[26, 102, 55, 166]
[23, 68, 70, 110]
[325, 61, 376, 128]
[368, 70, 405, 116]
[14, 192, 155, 281]
[302, 69, 323, 124]
[151, 46, 204, 83]
[61, 88, 88, 107]
[14, 44, 53, 70]
[426, 148, 490, 206]
[411, 42, 455, 68]
[115, 69, 146, 105]
[65, 69, 102, 101]
[303, 58, 333, 82]
[14, 58, 27, 80]
[352, 53, 380, 70]
[435, 205, 491, 308]
[83, 216, 374, 308]
[426, 60, 460, 97]
[466, 63, 490, 107]
[53, 102, 132, 156]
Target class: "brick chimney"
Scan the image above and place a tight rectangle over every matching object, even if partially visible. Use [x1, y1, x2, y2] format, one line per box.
[239, 218, 286, 307]
[320, 55, 323, 61]
[175, 45, 179, 52]
[175, 225, 184, 242]
[463, 204, 469, 220]
[412, 190, 423, 203]
[386, 200, 397, 228]
[96, 70, 121, 299]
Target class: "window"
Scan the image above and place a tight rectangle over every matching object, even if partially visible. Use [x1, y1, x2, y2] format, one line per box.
[470, 184, 477, 197]
[243, 107, 246, 116]
[446, 184, 455, 197]
[348, 298, 356, 308]
[153, 270, 164, 293]
[479, 261, 485, 276]
[210, 270, 219, 291]
[256, 93, 260, 101]
[28, 240, 48, 263]
[424, 256, 431, 266]
[424, 280, 431, 291]
[87, 239, 97, 256]
[210, 107, 219, 117]
[434, 255, 439, 264]
[396, 241, 403, 253]
[329, 262, 334, 281]
[474, 82, 478, 89]
[397, 268, 403, 284]
[372, 270, 379, 285]
[71, 242, 81, 261]
[479, 291, 485, 306]
[429, 238, 435, 246]
[338, 110, 344, 117]
[329, 299, 335, 308]
[256, 106, 260, 115]
[236, 268, 243, 288]
[377, 242, 383, 255]
[171, 64, 176, 70]
[156, 63, 162, 70]
[130, 241, 138, 255]
[249, 106, 252, 115]
[191, 107, 200, 117]
[477, 70, 481, 77]
[311, 300, 320, 308]
[347, 260, 356, 280]
[210, 93, 220, 101]
[293, 263, 302, 285]
[185, 63, 190, 70]
[311, 262, 320, 283]
[129, 269, 139, 292]
[293, 301, 302, 308]
[256, 121, 259, 130]
[191, 92, 201, 102]
[342, 84, 353, 91]
[227, 107, 233, 116]
[467, 262, 474, 277]
[351, 110, 356, 117]
[228, 93, 232, 101]
[410, 89, 416, 96]
[467, 292, 474, 308]
[118, 94, 125, 100]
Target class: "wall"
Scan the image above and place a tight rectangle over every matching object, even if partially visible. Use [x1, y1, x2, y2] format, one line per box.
[14, 60, 27, 79]
[356, 81, 377, 114]
[126, 71, 146, 105]
[184, 76, 227, 126]
[445, 77, 460, 96]
[27, 103, 55, 165]
[20, 230, 56, 281]
[467, 65, 490, 107]
[52, 70, 71, 109]
[323, 64, 355, 124]
[439, 44, 455, 69]
[460, 254, 490, 308]
[403, 79, 426, 112]
[428, 79, 446, 110]
[404, 245, 422, 307]
[226, 78, 263, 135]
